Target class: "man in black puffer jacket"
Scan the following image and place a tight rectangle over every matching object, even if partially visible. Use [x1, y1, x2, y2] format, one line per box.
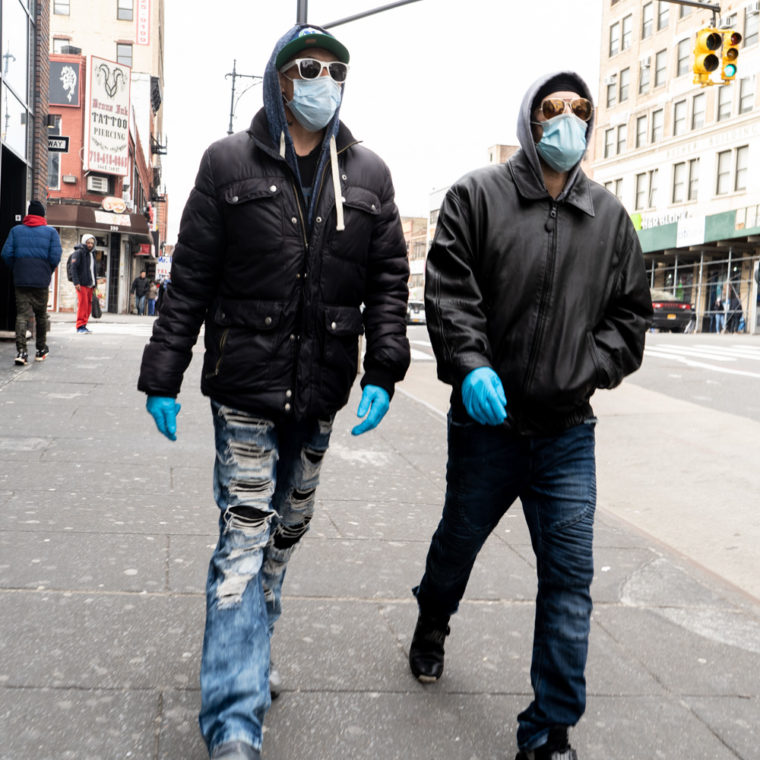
[408, 72, 652, 760]
[138, 25, 409, 760]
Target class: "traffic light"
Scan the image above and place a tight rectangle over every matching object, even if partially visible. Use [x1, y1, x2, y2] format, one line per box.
[721, 30, 742, 82]
[693, 28, 721, 84]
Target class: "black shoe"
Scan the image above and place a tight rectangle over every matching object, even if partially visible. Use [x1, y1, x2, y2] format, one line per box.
[35, 346, 49, 362]
[515, 728, 578, 760]
[409, 612, 450, 683]
[210, 741, 261, 759]
[14, 351, 28, 366]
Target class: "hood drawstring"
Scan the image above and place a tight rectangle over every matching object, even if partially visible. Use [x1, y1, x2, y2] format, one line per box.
[279, 131, 286, 159]
[330, 135, 345, 232]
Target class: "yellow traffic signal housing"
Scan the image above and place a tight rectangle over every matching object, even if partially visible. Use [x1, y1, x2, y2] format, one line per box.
[721, 30, 742, 81]
[693, 28, 722, 85]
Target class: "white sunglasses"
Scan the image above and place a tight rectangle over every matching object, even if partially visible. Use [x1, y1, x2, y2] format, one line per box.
[280, 57, 349, 83]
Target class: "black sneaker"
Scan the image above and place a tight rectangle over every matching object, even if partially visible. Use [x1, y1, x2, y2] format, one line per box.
[14, 351, 28, 366]
[35, 346, 49, 362]
[515, 728, 578, 760]
[409, 612, 450, 682]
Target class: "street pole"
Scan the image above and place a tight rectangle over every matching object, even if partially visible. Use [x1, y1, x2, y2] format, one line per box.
[225, 60, 263, 135]
[323, 0, 423, 30]
[297, 0, 308, 23]
[660, 0, 721, 27]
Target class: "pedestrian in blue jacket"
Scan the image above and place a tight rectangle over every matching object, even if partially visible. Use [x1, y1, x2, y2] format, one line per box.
[1, 200, 62, 365]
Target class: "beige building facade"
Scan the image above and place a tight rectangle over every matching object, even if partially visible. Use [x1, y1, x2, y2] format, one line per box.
[592, 0, 760, 333]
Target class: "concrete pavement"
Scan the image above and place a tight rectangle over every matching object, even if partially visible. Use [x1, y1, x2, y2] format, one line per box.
[1, 313, 758, 759]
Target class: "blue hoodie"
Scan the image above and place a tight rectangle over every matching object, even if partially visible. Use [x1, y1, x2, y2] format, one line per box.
[1, 217, 62, 289]
[262, 25, 346, 227]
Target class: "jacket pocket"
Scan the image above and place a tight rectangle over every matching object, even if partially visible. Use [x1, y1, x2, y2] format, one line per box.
[222, 178, 285, 253]
[327, 186, 381, 262]
[320, 305, 364, 404]
[586, 332, 611, 389]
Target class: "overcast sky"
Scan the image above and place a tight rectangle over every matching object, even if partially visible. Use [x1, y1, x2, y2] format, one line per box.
[162, 0, 602, 241]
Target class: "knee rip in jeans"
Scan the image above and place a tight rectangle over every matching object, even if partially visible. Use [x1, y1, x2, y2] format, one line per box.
[228, 477, 273, 500]
[272, 513, 313, 551]
[224, 504, 273, 533]
[228, 439, 274, 465]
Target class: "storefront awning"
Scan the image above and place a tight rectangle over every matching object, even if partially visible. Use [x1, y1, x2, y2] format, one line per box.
[46, 204, 152, 243]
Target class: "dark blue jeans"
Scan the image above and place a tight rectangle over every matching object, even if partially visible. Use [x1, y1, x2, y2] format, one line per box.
[415, 411, 596, 751]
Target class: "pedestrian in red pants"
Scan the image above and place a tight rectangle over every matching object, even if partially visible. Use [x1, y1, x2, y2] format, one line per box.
[70, 233, 97, 333]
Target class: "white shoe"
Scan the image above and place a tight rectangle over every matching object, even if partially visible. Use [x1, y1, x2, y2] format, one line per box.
[270, 659, 282, 699]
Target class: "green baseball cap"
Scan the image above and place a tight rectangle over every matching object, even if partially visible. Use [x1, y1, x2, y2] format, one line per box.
[276, 26, 350, 70]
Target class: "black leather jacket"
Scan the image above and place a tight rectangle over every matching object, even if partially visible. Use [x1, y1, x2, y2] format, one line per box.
[426, 149, 652, 435]
[138, 111, 410, 420]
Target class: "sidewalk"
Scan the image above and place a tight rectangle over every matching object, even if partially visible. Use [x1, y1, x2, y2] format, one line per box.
[0, 316, 758, 759]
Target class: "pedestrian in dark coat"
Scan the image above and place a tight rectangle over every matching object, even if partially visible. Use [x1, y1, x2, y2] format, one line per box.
[69, 234, 97, 333]
[409, 71, 652, 760]
[138, 24, 409, 760]
[1, 200, 61, 364]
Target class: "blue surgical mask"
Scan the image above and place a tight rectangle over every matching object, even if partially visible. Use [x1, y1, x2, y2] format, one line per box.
[286, 77, 342, 132]
[534, 113, 588, 172]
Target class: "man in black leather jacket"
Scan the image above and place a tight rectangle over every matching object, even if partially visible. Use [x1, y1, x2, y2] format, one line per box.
[408, 72, 652, 760]
[138, 25, 409, 760]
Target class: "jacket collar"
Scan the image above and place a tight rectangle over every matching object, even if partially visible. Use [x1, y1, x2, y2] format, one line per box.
[248, 108, 357, 159]
[509, 149, 595, 217]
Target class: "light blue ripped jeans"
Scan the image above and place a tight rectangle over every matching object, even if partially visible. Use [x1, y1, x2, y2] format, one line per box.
[199, 401, 334, 754]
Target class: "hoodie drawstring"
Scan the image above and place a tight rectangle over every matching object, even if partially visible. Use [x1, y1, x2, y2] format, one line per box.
[330, 135, 345, 232]
[279, 131, 286, 159]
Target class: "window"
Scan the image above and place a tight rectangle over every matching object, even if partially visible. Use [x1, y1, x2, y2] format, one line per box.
[716, 150, 732, 194]
[604, 128, 615, 158]
[717, 84, 732, 120]
[609, 21, 620, 56]
[54, 0, 70, 14]
[642, 2, 653, 38]
[604, 178, 623, 200]
[676, 39, 691, 76]
[657, 1, 669, 30]
[735, 145, 748, 191]
[622, 14, 633, 50]
[116, 43, 133, 67]
[654, 49, 667, 87]
[635, 170, 658, 209]
[745, 7, 759, 48]
[691, 93, 705, 129]
[673, 100, 687, 135]
[738, 76, 755, 114]
[688, 158, 699, 201]
[639, 58, 651, 93]
[679, 5, 692, 18]
[636, 115, 647, 147]
[52, 38, 70, 53]
[651, 108, 664, 142]
[118, 0, 133, 21]
[619, 67, 630, 102]
[672, 162, 686, 203]
[607, 75, 618, 107]
[617, 124, 627, 154]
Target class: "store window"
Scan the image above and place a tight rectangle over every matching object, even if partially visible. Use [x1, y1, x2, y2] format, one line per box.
[636, 115, 647, 147]
[691, 93, 705, 129]
[1, 83, 28, 158]
[654, 49, 667, 87]
[642, 2, 653, 38]
[2, 0, 30, 102]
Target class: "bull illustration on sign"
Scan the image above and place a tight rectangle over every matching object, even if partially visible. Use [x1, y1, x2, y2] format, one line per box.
[96, 63, 127, 98]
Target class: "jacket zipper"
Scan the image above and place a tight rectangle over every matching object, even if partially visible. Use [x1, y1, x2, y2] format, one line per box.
[524, 202, 558, 391]
[204, 327, 230, 379]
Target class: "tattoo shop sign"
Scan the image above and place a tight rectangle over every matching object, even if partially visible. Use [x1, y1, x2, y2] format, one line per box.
[84, 55, 131, 176]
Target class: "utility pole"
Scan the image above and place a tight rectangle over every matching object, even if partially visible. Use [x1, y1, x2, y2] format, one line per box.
[660, 0, 721, 27]
[295, 0, 423, 29]
[225, 59, 263, 135]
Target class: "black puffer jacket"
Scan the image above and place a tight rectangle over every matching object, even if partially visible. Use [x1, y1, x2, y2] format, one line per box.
[137, 111, 410, 420]
[425, 71, 652, 435]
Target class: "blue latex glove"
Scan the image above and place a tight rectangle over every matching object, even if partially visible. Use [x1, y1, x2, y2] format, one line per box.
[351, 385, 390, 436]
[461, 367, 507, 426]
[146, 395, 181, 441]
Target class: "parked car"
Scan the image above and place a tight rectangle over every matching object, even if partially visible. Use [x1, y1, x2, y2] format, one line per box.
[650, 288, 694, 332]
[406, 300, 426, 325]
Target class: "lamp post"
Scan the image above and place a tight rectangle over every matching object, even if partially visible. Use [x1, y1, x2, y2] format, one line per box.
[225, 59, 263, 135]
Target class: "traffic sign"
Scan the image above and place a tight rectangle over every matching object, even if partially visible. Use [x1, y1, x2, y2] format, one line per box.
[48, 136, 70, 153]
